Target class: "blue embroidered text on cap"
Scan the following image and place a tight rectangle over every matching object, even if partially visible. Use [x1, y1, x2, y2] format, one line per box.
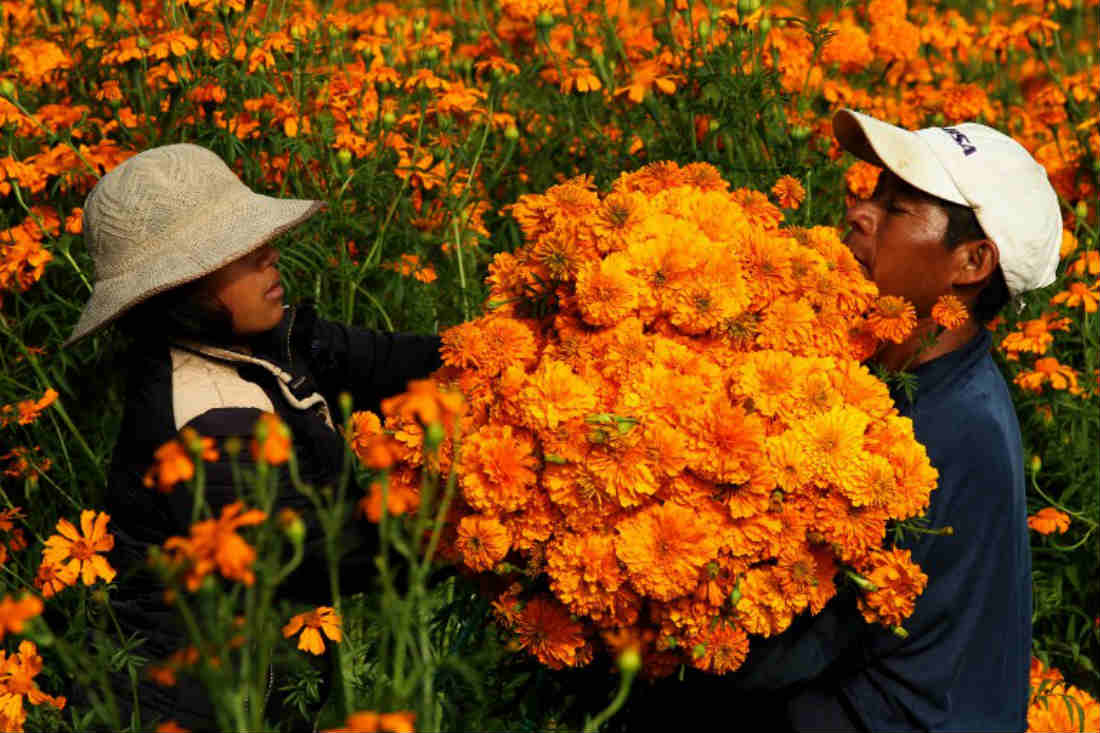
[941, 127, 977, 156]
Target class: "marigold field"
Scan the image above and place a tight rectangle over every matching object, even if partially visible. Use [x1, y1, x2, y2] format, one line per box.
[0, 0, 1097, 731]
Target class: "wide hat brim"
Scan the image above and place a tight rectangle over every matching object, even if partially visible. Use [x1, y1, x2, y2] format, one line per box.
[64, 191, 325, 346]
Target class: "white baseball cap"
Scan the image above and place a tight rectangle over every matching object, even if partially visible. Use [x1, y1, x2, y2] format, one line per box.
[832, 108, 1062, 297]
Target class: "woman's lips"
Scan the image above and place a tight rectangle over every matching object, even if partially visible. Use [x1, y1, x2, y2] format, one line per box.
[265, 283, 284, 300]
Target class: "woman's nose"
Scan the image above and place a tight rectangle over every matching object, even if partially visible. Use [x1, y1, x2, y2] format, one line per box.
[258, 245, 280, 269]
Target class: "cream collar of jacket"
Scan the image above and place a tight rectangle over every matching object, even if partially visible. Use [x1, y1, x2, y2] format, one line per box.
[170, 340, 335, 432]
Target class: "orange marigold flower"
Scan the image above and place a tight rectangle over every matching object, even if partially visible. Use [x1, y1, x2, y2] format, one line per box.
[770, 175, 806, 209]
[857, 547, 928, 629]
[519, 359, 597, 431]
[1027, 507, 1071, 535]
[513, 596, 590, 670]
[931, 295, 969, 329]
[689, 622, 749, 674]
[251, 412, 292, 465]
[0, 388, 58, 429]
[866, 296, 917, 343]
[1014, 357, 1080, 395]
[0, 640, 67, 732]
[0, 595, 43, 641]
[576, 253, 641, 327]
[1067, 251, 1099, 277]
[33, 562, 77, 599]
[162, 502, 266, 590]
[459, 424, 538, 513]
[454, 515, 511, 572]
[1050, 281, 1099, 313]
[845, 161, 881, 199]
[282, 606, 343, 655]
[1027, 658, 1100, 733]
[41, 510, 116, 587]
[615, 502, 721, 601]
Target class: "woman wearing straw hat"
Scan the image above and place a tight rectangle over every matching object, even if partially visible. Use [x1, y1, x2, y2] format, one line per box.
[66, 143, 442, 728]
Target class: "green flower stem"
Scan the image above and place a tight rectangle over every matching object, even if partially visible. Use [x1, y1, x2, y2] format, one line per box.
[583, 663, 638, 732]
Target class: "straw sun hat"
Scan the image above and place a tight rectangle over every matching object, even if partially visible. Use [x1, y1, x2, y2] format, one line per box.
[64, 143, 325, 346]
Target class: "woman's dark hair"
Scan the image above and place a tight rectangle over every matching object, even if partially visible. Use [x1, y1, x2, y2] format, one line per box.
[115, 278, 237, 346]
[939, 199, 1012, 325]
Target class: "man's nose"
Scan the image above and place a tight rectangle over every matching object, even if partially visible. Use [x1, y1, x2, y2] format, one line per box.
[845, 200, 876, 240]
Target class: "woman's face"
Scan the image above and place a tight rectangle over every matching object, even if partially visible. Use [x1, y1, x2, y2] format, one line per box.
[202, 244, 285, 334]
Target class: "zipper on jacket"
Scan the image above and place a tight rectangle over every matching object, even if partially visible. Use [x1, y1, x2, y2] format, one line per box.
[284, 305, 298, 365]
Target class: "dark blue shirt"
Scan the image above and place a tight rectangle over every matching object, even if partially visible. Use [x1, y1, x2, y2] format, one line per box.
[733, 329, 1032, 731]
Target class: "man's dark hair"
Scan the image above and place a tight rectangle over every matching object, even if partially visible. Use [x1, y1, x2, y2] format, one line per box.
[939, 199, 1012, 325]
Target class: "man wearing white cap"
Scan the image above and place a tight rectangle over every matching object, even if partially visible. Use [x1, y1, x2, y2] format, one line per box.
[720, 110, 1060, 731]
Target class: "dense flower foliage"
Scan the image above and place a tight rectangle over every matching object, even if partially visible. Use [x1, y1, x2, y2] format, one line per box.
[352, 162, 940, 674]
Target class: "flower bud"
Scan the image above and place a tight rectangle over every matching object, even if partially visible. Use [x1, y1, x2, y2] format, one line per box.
[1029, 454, 1041, 474]
[0, 79, 15, 98]
[382, 111, 397, 128]
[791, 125, 811, 142]
[278, 508, 306, 545]
[618, 647, 642, 675]
[504, 125, 520, 141]
[535, 11, 555, 29]
[738, 0, 762, 14]
[223, 436, 242, 458]
[758, 15, 772, 33]
[337, 149, 353, 167]
[1076, 201, 1089, 221]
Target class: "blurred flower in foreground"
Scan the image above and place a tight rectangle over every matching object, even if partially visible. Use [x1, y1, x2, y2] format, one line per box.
[282, 606, 343, 654]
[0, 595, 43, 641]
[144, 428, 218, 493]
[161, 502, 266, 590]
[251, 412, 291, 464]
[0, 640, 67, 733]
[1027, 507, 1071, 535]
[0, 388, 57, 428]
[324, 710, 416, 733]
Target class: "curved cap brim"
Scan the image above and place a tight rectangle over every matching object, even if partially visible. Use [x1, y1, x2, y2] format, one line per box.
[833, 108, 968, 207]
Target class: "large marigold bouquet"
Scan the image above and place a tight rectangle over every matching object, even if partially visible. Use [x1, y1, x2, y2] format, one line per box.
[352, 161, 939, 676]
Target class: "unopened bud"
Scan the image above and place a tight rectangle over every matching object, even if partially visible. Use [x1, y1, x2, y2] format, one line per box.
[535, 11, 555, 29]
[504, 125, 520, 141]
[1029, 454, 1042, 474]
[618, 647, 642, 675]
[382, 111, 397, 128]
[1075, 201, 1089, 220]
[0, 79, 14, 98]
[791, 125, 811, 142]
[758, 15, 772, 33]
[278, 508, 306, 545]
[738, 0, 762, 14]
[337, 149, 353, 167]
[692, 643, 707, 660]
[891, 625, 910, 639]
[223, 436, 241, 458]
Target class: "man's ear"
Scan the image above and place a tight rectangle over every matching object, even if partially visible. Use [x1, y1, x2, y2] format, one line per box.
[952, 239, 999, 288]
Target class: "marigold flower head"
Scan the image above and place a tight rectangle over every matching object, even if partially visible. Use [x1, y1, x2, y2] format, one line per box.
[323, 711, 416, 733]
[1027, 507, 1070, 535]
[866, 295, 917, 343]
[454, 515, 511, 572]
[162, 502, 265, 590]
[770, 175, 806, 209]
[41, 510, 116, 587]
[282, 606, 343, 655]
[931, 294, 969, 329]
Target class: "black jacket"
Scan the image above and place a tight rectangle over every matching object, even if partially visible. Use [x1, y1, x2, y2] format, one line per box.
[103, 302, 441, 728]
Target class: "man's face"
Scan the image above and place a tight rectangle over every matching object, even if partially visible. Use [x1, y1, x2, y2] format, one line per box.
[843, 171, 957, 316]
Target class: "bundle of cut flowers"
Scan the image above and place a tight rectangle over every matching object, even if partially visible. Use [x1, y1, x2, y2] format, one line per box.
[351, 161, 940, 676]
